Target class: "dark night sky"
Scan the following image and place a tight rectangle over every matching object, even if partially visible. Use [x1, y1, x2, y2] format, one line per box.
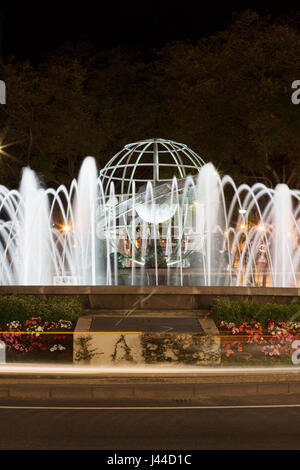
[0, 1, 299, 61]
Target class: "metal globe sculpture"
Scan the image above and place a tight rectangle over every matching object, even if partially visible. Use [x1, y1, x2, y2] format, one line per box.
[99, 138, 206, 198]
[96, 138, 209, 285]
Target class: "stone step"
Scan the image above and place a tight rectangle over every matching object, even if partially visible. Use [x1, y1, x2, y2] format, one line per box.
[83, 309, 210, 317]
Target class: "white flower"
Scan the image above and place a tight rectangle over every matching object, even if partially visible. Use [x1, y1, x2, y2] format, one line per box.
[7, 320, 21, 329]
[50, 344, 66, 352]
[58, 320, 72, 329]
[25, 324, 44, 336]
[269, 325, 287, 335]
[287, 321, 300, 330]
[33, 326, 44, 336]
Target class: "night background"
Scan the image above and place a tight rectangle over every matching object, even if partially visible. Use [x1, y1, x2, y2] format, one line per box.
[0, 1, 299, 187]
[1, 4, 300, 453]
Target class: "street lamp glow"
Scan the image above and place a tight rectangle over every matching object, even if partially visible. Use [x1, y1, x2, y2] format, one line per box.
[61, 224, 72, 234]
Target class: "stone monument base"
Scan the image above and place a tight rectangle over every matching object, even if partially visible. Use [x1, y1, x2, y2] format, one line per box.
[73, 315, 220, 366]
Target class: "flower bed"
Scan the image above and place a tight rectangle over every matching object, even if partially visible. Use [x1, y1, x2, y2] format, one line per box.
[212, 299, 300, 364]
[218, 319, 300, 362]
[0, 296, 82, 362]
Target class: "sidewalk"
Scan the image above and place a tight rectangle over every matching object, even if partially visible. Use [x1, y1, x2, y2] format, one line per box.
[1, 365, 300, 402]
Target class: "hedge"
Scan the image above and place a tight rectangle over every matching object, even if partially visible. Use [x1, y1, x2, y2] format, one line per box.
[0, 295, 83, 328]
[211, 298, 300, 326]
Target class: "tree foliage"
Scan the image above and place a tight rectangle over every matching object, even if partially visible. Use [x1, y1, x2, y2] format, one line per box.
[0, 11, 299, 188]
[154, 11, 300, 187]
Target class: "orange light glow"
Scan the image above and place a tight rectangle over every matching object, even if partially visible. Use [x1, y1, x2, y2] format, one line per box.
[61, 224, 72, 234]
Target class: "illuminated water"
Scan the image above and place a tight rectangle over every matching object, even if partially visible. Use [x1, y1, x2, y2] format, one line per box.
[0, 156, 299, 287]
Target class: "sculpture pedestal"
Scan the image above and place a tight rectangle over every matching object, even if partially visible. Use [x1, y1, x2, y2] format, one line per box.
[73, 315, 220, 366]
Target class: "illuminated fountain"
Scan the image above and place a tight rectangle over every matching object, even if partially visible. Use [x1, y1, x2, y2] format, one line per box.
[0, 138, 299, 287]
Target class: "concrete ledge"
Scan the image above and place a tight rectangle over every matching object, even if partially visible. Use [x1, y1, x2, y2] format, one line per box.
[0, 285, 298, 295]
[0, 286, 298, 310]
[1, 369, 300, 402]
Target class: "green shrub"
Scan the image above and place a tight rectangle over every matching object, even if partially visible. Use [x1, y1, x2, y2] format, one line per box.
[0, 295, 82, 328]
[211, 297, 300, 326]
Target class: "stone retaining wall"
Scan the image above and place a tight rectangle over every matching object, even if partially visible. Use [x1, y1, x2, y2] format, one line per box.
[0, 286, 298, 310]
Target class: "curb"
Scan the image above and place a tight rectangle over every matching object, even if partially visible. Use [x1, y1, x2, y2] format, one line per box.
[1, 370, 300, 402]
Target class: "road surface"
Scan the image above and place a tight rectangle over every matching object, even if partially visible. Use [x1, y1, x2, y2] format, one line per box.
[0, 397, 300, 449]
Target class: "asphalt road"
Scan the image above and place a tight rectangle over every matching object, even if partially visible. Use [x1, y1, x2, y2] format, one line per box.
[1, 398, 300, 449]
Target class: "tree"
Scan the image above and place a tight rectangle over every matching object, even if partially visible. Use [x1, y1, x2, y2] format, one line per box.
[0, 45, 165, 187]
[84, 46, 166, 158]
[153, 11, 300, 187]
[0, 56, 102, 186]
[0, 11, 300, 190]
